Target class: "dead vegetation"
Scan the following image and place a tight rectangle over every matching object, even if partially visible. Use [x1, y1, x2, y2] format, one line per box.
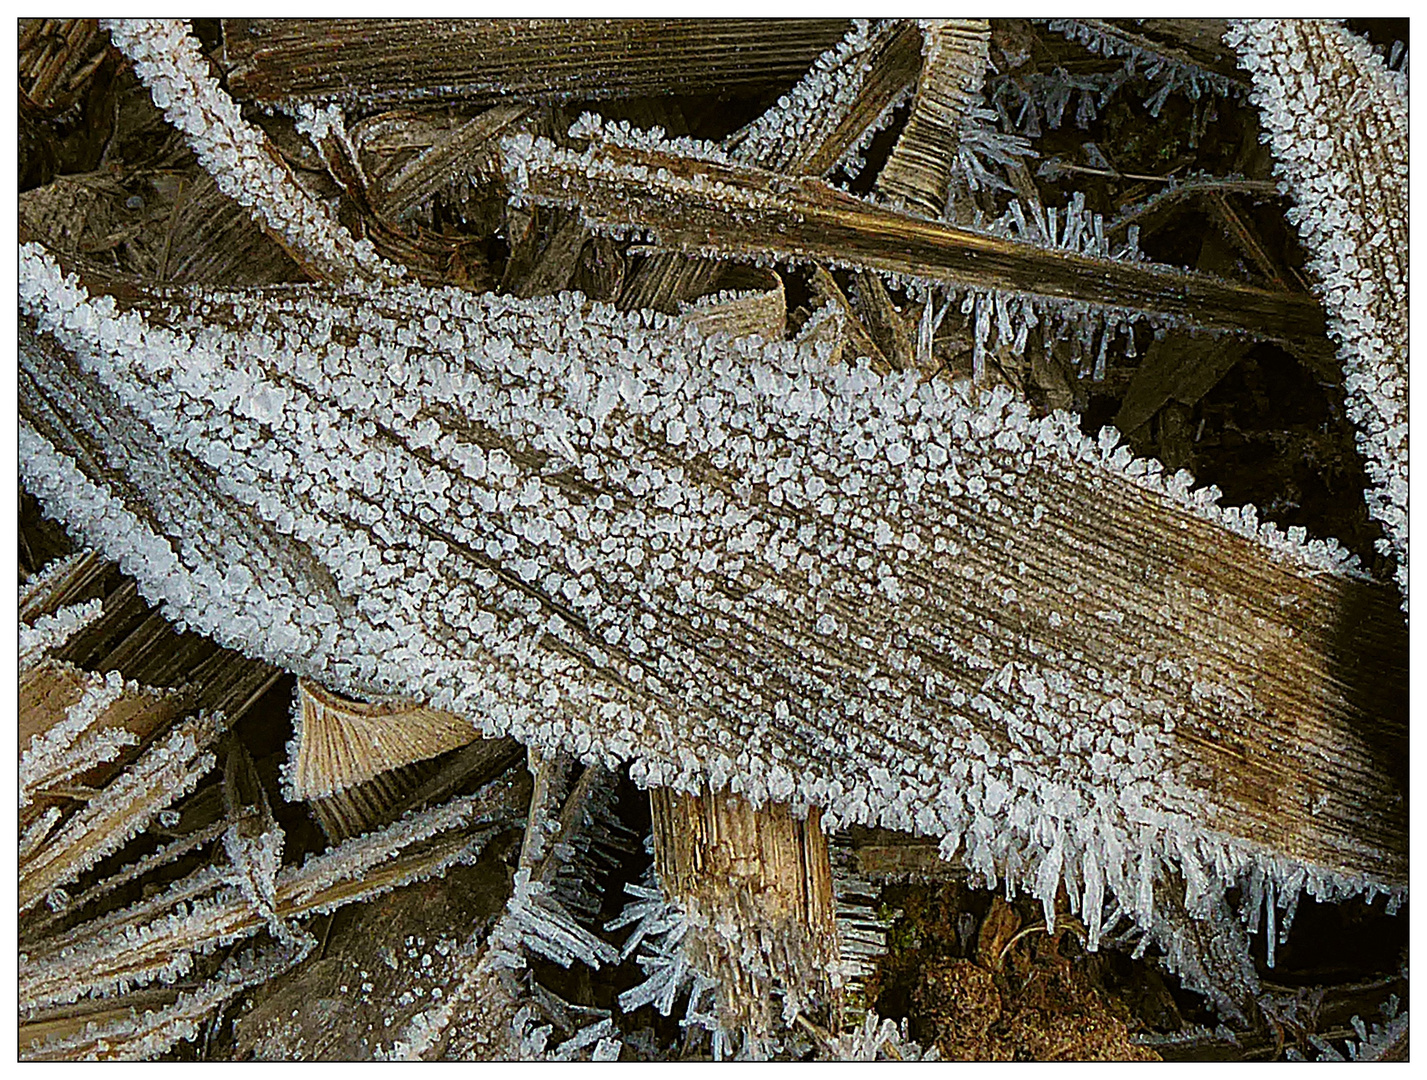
[17, 17, 1407, 1061]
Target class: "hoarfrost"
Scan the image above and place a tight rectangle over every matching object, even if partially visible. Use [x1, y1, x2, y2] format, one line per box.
[17, 223, 1393, 1009]
[102, 20, 402, 286]
[1226, 19, 1408, 614]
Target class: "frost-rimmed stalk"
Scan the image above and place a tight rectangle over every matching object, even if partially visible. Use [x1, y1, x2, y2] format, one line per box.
[18, 711, 226, 915]
[18, 775, 521, 1013]
[503, 129, 1327, 341]
[1048, 18, 1245, 116]
[1226, 19, 1409, 615]
[101, 18, 403, 286]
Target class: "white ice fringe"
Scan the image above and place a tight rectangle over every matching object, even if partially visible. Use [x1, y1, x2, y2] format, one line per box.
[19, 597, 104, 669]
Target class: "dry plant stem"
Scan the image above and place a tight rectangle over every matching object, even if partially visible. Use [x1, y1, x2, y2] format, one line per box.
[20, 821, 229, 945]
[372, 104, 533, 223]
[292, 677, 481, 799]
[221, 19, 854, 109]
[874, 19, 990, 218]
[844, 826, 969, 881]
[651, 787, 841, 1043]
[808, 266, 892, 371]
[678, 266, 787, 343]
[512, 140, 1328, 342]
[19, 19, 103, 109]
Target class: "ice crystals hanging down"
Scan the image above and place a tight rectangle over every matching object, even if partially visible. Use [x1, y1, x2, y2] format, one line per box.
[18, 229, 1401, 981]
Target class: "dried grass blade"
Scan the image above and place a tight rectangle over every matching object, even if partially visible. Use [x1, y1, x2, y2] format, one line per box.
[221, 19, 854, 109]
[505, 137, 1328, 342]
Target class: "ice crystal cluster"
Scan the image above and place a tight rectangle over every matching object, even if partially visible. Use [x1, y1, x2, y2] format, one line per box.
[1226, 19, 1409, 613]
[989, 66, 1125, 139]
[948, 107, 1038, 195]
[20, 208, 1386, 985]
[1048, 19, 1239, 117]
[935, 189, 1148, 382]
[381, 763, 629, 1061]
[102, 18, 401, 285]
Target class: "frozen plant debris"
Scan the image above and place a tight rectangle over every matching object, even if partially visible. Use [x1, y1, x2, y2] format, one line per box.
[19, 225, 1404, 1028]
[16, 16, 1409, 1058]
[499, 128, 1326, 341]
[1226, 19, 1409, 614]
[102, 18, 403, 286]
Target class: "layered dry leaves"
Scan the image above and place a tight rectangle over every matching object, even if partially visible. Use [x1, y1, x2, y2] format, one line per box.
[15, 15, 1410, 1062]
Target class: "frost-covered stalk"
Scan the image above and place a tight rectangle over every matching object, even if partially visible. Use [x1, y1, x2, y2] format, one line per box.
[639, 788, 842, 1054]
[19, 667, 139, 807]
[18, 711, 225, 915]
[721, 19, 913, 176]
[21, 935, 311, 1061]
[101, 19, 402, 286]
[18, 597, 103, 670]
[19, 240, 1404, 984]
[502, 127, 1326, 341]
[1226, 20, 1409, 615]
[19, 779, 518, 1012]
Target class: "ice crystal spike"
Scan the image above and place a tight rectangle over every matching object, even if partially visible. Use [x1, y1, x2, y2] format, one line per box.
[1226, 19, 1409, 616]
[18, 237, 1404, 989]
[390, 760, 624, 1059]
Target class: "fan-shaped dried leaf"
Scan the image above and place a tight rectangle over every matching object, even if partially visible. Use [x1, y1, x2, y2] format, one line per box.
[291, 678, 480, 800]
